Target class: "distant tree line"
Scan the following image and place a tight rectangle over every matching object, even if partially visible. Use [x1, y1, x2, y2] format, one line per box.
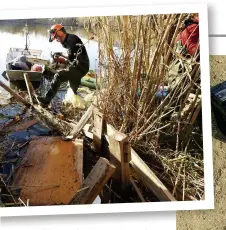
[0, 18, 87, 27]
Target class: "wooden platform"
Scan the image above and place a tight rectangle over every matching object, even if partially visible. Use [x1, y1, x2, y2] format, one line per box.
[12, 136, 83, 206]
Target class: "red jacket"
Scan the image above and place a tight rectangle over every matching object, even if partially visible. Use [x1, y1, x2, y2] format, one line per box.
[176, 17, 199, 56]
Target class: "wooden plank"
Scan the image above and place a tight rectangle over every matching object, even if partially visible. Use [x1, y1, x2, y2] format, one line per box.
[93, 109, 105, 152]
[130, 176, 146, 202]
[24, 73, 33, 104]
[12, 137, 83, 205]
[130, 149, 176, 201]
[69, 157, 116, 204]
[107, 136, 122, 181]
[72, 139, 83, 183]
[68, 104, 95, 139]
[24, 73, 40, 105]
[105, 124, 176, 201]
[0, 80, 29, 105]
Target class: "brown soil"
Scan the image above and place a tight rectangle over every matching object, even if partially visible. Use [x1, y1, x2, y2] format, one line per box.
[177, 56, 226, 230]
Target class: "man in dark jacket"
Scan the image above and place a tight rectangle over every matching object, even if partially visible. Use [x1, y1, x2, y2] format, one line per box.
[38, 24, 90, 105]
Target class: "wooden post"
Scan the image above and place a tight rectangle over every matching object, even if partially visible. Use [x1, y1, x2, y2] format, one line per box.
[93, 109, 105, 152]
[107, 131, 131, 189]
[105, 124, 176, 201]
[69, 157, 116, 204]
[130, 149, 177, 201]
[0, 80, 29, 105]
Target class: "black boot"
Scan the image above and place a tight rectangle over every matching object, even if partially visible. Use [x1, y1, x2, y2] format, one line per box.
[38, 73, 61, 106]
[37, 96, 51, 106]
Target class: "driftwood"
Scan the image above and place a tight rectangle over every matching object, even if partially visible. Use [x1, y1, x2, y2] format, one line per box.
[0, 77, 96, 138]
[69, 157, 116, 204]
[33, 104, 75, 136]
[0, 79, 75, 137]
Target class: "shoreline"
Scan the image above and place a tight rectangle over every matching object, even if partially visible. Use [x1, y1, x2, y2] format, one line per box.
[0, 18, 85, 27]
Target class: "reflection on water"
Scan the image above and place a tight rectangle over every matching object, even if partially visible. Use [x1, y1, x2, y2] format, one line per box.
[0, 23, 99, 80]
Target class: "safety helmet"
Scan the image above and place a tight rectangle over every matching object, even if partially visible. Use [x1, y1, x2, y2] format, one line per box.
[49, 24, 66, 42]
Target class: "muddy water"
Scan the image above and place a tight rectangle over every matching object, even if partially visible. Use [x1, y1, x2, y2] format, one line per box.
[0, 22, 99, 102]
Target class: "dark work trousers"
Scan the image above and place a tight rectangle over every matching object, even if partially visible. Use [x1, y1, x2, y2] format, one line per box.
[44, 56, 89, 104]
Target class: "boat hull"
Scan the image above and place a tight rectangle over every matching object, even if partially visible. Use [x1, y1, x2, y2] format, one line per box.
[81, 76, 100, 89]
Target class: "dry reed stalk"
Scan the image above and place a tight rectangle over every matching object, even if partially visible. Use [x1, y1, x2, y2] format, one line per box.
[87, 14, 203, 199]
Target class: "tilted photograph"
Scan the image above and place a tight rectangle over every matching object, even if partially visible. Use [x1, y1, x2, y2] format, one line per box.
[0, 6, 212, 215]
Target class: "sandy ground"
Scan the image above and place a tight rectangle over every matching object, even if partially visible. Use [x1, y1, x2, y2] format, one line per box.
[177, 56, 226, 230]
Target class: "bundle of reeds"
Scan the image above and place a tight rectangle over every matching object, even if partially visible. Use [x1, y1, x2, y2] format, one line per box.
[87, 14, 203, 200]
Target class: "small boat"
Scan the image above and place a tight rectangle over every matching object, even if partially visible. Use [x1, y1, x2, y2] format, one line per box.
[81, 75, 100, 89]
[2, 24, 50, 90]
[4, 49, 49, 90]
[2, 24, 100, 91]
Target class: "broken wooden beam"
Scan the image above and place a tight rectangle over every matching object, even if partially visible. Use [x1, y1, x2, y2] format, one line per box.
[0, 80, 29, 105]
[130, 149, 176, 201]
[68, 104, 95, 139]
[69, 157, 116, 204]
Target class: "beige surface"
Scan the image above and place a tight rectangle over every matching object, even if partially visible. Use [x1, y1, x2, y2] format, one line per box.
[13, 136, 83, 206]
[177, 56, 226, 230]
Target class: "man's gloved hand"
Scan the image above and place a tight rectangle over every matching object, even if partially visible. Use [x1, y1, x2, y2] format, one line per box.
[54, 56, 67, 64]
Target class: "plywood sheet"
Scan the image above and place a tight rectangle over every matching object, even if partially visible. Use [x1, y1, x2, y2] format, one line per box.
[12, 136, 83, 206]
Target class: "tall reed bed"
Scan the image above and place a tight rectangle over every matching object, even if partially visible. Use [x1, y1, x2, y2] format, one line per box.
[86, 14, 203, 200]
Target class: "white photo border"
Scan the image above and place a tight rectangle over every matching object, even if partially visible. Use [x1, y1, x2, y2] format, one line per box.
[0, 3, 214, 216]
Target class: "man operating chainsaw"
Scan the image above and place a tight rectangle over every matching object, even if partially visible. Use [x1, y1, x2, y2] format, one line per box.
[38, 24, 90, 106]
